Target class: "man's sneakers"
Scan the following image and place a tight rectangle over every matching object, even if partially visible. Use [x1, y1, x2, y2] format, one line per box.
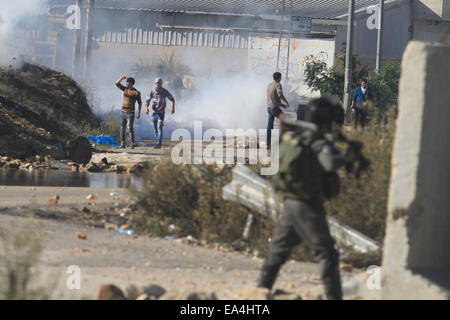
[120, 143, 137, 149]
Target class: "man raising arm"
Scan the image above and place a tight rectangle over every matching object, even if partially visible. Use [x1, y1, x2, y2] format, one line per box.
[115, 75, 142, 149]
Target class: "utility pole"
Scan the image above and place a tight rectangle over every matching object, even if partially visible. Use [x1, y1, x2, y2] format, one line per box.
[343, 0, 355, 124]
[285, 0, 293, 81]
[83, 0, 94, 79]
[276, 0, 286, 72]
[72, 0, 83, 78]
[375, 0, 385, 74]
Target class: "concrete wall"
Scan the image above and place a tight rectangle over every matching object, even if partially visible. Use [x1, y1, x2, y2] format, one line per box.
[89, 42, 248, 81]
[413, 0, 450, 44]
[335, 0, 412, 61]
[413, 19, 450, 43]
[382, 41, 450, 299]
[415, 0, 450, 20]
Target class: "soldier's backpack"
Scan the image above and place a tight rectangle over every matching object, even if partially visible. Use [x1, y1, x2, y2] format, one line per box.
[271, 130, 340, 200]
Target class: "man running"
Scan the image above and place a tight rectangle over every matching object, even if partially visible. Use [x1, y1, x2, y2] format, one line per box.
[145, 78, 175, 149]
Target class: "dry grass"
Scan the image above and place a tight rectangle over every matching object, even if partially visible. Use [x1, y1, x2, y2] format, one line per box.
[0, 226, 55, 299]
[325, 106, 396, 243]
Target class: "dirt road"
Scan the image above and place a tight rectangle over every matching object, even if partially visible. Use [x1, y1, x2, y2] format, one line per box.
[0, 144, 366, 300]
[0, 185, 364, 300]
[0, 211, 364, 300]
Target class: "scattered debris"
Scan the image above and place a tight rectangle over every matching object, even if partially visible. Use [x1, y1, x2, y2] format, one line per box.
[76, 231, 87, 240]
[104, 223, 117, 231]
[183, 235, 199, 244]
[75, 248, 91, 254]
[115, 227, 134, 235]
[48, 195, 59, 204]
[124, 284, 140, 300]
[339, 262, 354, 272]
[86, 194, 97, 200]
[141, 284, 167, 299]
[234, 286, 270, 300]
[65, 136, 93, 165]
[97, 284, 126, 300]
[80, 206, 91, 214]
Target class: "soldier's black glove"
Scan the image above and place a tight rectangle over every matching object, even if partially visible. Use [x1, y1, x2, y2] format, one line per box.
[345, 141, 370, 178]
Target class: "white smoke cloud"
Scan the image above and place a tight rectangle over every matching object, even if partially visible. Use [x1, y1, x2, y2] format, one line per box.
[174, 74, 269, 131]
[0, 0, 48, 65]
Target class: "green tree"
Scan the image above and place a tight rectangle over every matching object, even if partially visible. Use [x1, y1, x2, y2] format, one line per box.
[303, 53, 369, 99]
[303, 53, 401, 116]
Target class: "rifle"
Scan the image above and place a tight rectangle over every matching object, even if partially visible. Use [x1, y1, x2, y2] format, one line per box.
[281, 117, 371, 178]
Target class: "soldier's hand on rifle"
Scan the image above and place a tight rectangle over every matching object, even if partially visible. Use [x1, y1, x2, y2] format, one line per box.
[345, 141, 370, 178]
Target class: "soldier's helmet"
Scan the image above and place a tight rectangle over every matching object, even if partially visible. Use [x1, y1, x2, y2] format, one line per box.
[304, 97, 345, 126]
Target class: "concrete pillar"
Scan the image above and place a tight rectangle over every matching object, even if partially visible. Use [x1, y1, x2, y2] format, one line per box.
[382, 41, 450, 299]
[343, 0, 355, 123]
[83, 0, 94, 79]
[375, 0, 384, 74]
[72, 0, 83, 79]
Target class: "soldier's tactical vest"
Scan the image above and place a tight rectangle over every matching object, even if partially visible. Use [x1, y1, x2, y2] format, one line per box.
[271, 130, 340, 202]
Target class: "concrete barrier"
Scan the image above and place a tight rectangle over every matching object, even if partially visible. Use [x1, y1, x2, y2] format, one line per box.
[382, 41, 450, 299]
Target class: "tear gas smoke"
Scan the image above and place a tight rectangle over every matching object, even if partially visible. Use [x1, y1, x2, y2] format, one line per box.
[0, 0, 48, 66]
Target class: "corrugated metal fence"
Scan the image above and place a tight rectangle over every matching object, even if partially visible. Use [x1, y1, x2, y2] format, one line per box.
[95, 28, 249, 48]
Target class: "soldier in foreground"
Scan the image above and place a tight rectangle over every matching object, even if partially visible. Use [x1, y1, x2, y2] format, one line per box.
[258, 97, 366, 300]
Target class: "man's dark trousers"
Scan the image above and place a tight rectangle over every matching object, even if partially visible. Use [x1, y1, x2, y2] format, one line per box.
[353, 107, 366, 129]
[120, 111, 135, 146]
[258, 197, 342, 300]
[267, 107, 282, 147]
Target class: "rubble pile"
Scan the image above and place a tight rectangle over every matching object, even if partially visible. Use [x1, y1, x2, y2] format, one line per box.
[0, 63, 100, 159]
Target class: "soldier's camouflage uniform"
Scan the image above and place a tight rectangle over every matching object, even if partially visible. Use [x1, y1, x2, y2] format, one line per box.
[258, 128, 348, 300]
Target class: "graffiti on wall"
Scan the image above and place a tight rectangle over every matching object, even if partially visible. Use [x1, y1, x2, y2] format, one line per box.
[248, 35, 335, 97]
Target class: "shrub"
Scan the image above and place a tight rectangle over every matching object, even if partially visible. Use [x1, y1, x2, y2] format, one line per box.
[324, 107, 396, 243]
[304, 52, 401, 114]
[303, 52, 400, 244]
[129, 161, 278, 256]
[304, 53, 369, 99]
[0, 228, 55, 299]
[82, 107, 121, 139]
[130, 160, 321, 261]
[130, 50, 191, 86]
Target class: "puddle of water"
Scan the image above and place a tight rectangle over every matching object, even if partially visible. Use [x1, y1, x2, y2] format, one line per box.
[0, 168, 142, 189]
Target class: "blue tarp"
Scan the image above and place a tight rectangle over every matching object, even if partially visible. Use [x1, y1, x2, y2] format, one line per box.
[86, 135, 120, 147]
